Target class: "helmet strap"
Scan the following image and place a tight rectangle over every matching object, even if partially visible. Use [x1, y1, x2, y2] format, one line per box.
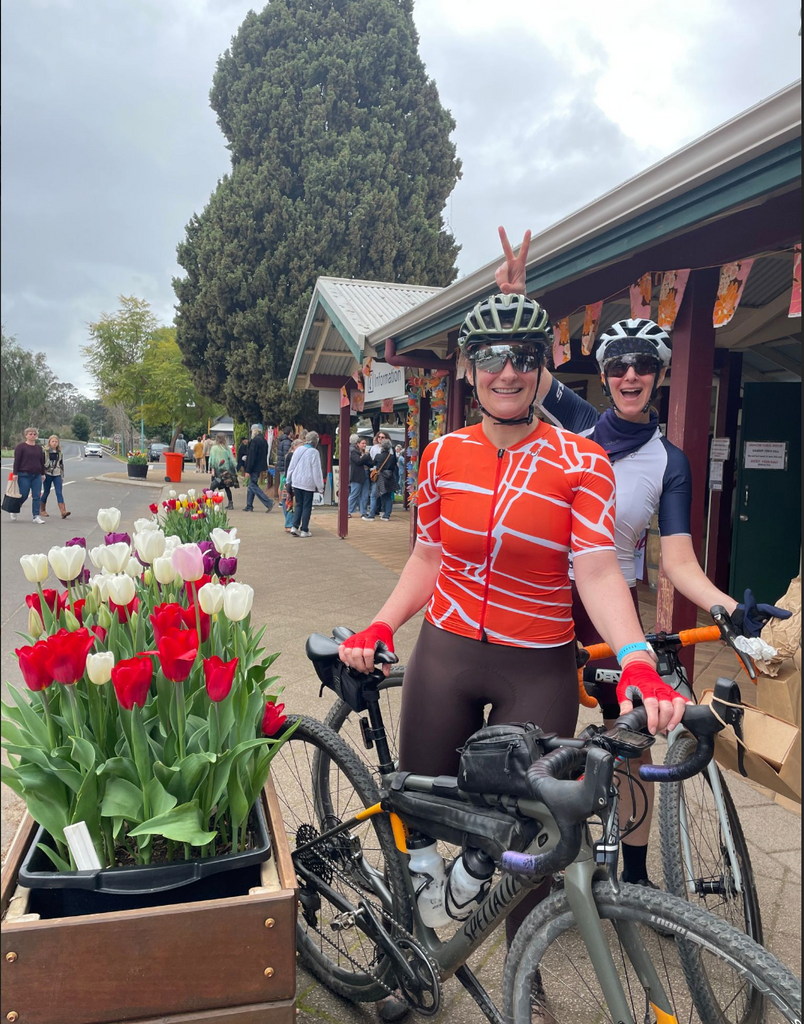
[471, 365, 543, 427]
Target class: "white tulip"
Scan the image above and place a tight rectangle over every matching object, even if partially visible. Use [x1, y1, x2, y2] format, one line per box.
[89, 545, 107, 569]
[133, 529, 166, 564]
[210, 528, 239, 557]
[178, 494, 188, 504]
[97, 507, 122, 533]
[86, 652, 115, 686]
[222, 582, 254, 621]
[92, 574, 111, 603]
[164, 535, 182, 553]
[48, 545, 86, 583]
[107, 574, 136, 606]
[101, 542, 131, 574]
[20, 553, 49, 584]
[197, 582, 225, 615]
[168, 489, 177, 499]
[152, 555, 177, 585]
[124, 558, 142, 578]
[133, 517, 158, 534]
[187, 488, 196, 499]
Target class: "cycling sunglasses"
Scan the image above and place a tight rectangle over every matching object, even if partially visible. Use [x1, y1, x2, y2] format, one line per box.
[604, 354, 661, 378]
[470, 343, 544, 375]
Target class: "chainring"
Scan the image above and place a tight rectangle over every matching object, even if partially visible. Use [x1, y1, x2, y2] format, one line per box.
[395, 937, 442, 1017]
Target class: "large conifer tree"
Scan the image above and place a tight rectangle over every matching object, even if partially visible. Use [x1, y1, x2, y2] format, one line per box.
[174, 0, 461, 425]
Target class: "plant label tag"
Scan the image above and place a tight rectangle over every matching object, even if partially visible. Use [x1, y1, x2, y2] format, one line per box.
[64, 821, 103, 870]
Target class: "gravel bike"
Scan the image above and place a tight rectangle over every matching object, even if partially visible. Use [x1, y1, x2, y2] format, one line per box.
[269, 631, 801, 1023]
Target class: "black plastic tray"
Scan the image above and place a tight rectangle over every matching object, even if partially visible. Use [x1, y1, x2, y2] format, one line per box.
[19, 800, 271, 895]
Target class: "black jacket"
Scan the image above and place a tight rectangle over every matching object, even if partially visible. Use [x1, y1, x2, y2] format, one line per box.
[276, 432, 293, 476]
[373, 448, 397, 496]
[349, 445, 373, 485]
[245, 434, 269, 474]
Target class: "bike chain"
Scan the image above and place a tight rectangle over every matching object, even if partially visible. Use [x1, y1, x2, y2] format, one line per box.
[297, 828, 442, 1004]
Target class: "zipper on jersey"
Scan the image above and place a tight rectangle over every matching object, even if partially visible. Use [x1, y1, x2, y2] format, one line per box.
[478, 449, 505, 642]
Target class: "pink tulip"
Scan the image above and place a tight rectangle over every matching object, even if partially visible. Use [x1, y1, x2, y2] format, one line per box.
[170, 543, 205, 582]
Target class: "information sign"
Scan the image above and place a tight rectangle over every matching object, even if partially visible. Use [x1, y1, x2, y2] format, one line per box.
[744, 441, 788, 470]
[709, 437, 730, 461]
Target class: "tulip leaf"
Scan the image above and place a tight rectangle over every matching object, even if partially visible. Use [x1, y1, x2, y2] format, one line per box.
[7, 687, 50, 749]
[96, 756, 140, 788]
[100, 777, 144, 822]
[178, 752, 215, 800]
[1, 719, 26, 747]
[72, 770, 102, 859]
[247, 719, 301, 807]
[1, 699, 26, 730]
[35, 842, 72, 873]
[70, 736, 97, 775]
[145, 776, 177, 818]
[15, 764, 70, 844]
[228, 763, 250, 834]
[155, 674, 173, 738]
[129, 801, 216, 845]
[0, 764, 24, 799]
[130, 704, 151, 789]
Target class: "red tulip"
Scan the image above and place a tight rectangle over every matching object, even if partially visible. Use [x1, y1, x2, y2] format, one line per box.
[262, 701, 286, 737]
[157, 627, 199, 682]
[181, 604, 211, 642]
[71, 599, 86, 625]
[25, 589, 69, 617]
[203, 656, 238, 702]
[15, 642, 53, 691]
[149, 503, 159, 515]
[44, 628, 96, 685]
[150, 602, 184, 644]
[112, 655, 153, 709]
[90, 625, 108, 643]
[109, 596, 140, 623]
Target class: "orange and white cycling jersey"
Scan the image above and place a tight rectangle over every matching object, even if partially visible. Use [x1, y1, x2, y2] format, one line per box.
[416, 421, 616, 648]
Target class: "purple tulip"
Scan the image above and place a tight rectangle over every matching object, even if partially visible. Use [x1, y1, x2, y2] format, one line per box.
[197, 541, 215, 554]
[105, 532, 131, 546]
[202, 551, 219, 575]
[80, 568, 91, 584]
[65, 537, 87, 549]
[217, 557, 238, 578]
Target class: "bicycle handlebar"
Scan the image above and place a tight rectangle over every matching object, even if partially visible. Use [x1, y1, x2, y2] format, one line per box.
[501, 699, 731, 879]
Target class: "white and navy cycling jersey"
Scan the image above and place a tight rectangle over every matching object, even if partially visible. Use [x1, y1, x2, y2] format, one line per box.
[540, 378, 691, 585]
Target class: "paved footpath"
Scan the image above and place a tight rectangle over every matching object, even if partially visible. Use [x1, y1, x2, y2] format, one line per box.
[2, 483, 800, 1022]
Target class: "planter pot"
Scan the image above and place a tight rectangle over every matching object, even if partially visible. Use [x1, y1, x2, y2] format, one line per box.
[1, 781, 297, 1024]
[127, 463, 149, 479]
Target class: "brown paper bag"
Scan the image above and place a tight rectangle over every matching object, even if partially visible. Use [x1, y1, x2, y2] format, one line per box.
[757, 575, 801, 675]
[701, 689, 801, 803]
[755, 660, 801, 729]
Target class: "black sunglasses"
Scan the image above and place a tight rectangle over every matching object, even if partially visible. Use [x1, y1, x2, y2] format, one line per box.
[470, 343, 544, 375]
[604, 355, 661, 378]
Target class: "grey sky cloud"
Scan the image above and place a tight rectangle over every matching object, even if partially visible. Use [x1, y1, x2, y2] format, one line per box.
[1, 0, 800, 395]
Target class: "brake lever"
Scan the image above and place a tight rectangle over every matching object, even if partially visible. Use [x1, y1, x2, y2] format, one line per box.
[711, 605, 757, 680]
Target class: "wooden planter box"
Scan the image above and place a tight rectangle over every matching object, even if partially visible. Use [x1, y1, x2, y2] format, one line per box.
[1, 781, 298, 1024]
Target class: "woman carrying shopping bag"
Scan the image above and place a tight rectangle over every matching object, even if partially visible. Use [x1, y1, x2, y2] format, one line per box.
[40, 435, 70, 518]
[9, 427, 46, 523]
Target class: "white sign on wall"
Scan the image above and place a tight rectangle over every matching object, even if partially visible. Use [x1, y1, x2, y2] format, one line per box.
[709, 437, 731, 461]
[364, 361, 406, 404]
[318, 389, 342, 415]
[709, 460, 724, 490]
[744, 441, 788, 470]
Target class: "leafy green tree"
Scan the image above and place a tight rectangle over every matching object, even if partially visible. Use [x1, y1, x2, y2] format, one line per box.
[174, 0, 461, 427]
[72, 413, 91, 441]
[1, 332, 53, 446]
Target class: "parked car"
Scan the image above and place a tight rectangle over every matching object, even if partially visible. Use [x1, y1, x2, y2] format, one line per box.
[148, 443, 169, 463]
[84, 442, 103, 458]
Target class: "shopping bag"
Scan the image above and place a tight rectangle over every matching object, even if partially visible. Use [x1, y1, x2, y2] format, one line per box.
[2, 474, 24, 514]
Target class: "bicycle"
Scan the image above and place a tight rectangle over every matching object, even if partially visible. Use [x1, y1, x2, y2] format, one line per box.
[324, 610, 764, 958]
[270, 630, 801, 1023]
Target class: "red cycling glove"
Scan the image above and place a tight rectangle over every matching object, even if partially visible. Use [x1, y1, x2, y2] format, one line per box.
[616, 661, 689, 709]
[340, 621, 395, 655]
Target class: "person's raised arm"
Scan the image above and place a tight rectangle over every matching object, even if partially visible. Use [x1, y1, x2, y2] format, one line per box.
[495, 226, 531, 295]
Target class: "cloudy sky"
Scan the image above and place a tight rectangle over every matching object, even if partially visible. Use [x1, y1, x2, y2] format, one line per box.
[1, 0, 800, 394]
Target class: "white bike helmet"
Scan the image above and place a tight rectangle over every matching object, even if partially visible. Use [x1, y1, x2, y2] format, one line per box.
[595, 319, 672, 373]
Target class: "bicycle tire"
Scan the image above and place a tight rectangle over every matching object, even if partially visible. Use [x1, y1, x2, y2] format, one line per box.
[270, 714, 412, 1002]
[323, 667, 405, 781]
[503, 881, 800, 1024]
[660, 733, 764, 1022]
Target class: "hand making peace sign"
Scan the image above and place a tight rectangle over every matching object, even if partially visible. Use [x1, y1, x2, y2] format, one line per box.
[494, 225, 531, 295]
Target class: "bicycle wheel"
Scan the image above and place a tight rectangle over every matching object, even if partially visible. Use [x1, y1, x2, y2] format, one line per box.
[323, 665, 405, 781]
[503, 881, 800, 1023]
[660, 733, 764, 1021]
[270, 715, 412, 1002]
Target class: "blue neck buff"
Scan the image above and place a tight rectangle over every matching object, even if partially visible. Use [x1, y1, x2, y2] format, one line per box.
[591, 409, 659, 462]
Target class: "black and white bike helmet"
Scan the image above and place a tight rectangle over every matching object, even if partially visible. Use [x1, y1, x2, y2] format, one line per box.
[595, 319, 672, 373]
[458, 294, 552, 426]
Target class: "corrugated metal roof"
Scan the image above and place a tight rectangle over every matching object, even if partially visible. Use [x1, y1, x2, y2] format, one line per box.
[318, 278, 442, 340]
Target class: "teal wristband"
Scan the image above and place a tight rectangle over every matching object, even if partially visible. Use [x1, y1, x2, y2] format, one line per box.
[616, 642, 649, 665]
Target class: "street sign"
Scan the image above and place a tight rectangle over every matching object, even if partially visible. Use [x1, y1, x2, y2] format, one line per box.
[113, 433, 122, 443]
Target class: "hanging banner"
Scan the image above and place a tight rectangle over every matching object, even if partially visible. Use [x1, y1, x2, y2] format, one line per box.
[581, 301, 604, 356]
[381, 397, 394, 414]
[713, 259, 754, 328]
[657, 269, 690, 331]
[630, 274, 652, 319]
[340, 386, 350, 408]
[350, 390, 364, 413]
[352, 368, 364, 391]
[552, 317, 571, 367]
[789, 245, 801, 318]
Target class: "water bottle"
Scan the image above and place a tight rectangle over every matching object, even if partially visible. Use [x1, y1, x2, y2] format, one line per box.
[445, 848, 495, 921]
[407, 835, 450, 928]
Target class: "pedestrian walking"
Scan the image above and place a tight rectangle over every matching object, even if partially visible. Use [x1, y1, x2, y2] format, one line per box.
[348, 434, 373, 517]
[203, 435, 213, 472]
[174, 434, 188, 458]
[243, 425, 275, 513]
[193, 438, 204, 473]
[281, 438, 304, 532]
[237, 435, 249, 479]
[395, 444, 405, 497]
[275, 424, 294, 497]
[367, 430, 388, 518]
[9, 427, 46, 523]
[40, 435, 71, 518]
[286, 431, 324, 537]
[372, 438, 398, 521]
[209, 433, 237, 510]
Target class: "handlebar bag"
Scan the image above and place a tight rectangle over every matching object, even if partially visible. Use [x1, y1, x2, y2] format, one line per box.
[458, 723, 549, 798]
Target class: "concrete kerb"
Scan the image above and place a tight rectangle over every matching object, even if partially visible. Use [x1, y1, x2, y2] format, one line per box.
[93, 471, 169, 488]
